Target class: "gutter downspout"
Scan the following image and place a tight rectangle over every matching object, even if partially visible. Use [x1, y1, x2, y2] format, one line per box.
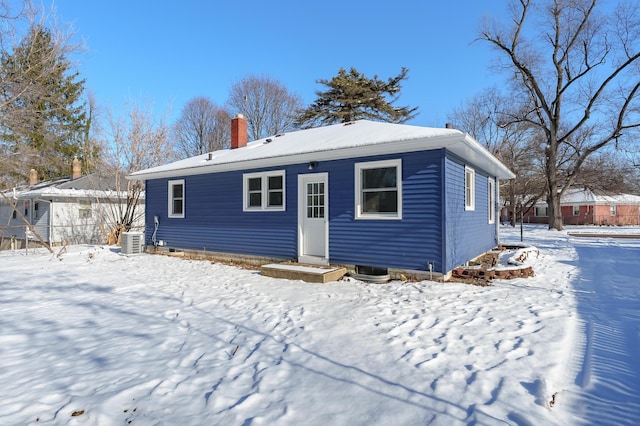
[496, 178, 501, 246]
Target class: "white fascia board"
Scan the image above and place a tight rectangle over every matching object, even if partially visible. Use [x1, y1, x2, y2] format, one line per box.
[456, 134, 516, 180]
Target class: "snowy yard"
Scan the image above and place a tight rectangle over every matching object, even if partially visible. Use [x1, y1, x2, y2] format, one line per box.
[0, 225, 638, 425]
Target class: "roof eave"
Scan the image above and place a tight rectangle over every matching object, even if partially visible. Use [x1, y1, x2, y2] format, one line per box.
[128, 133, 515, 181]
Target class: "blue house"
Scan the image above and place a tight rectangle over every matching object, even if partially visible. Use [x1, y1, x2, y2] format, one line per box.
[129, 115, 514, 278]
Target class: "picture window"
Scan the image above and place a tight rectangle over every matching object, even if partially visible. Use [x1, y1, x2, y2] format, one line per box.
[355, 159, 402, 220]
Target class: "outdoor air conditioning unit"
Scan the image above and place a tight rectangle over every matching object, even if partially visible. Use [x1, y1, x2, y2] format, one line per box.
[121, 231, 144, 255]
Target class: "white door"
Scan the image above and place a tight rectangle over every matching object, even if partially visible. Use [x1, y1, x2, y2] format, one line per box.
[298, 173, 328, 264]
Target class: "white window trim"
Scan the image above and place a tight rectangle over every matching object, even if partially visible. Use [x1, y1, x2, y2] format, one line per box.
[610, 205, 617, 216]
[488, 178, 495, 224]
[535, 206, 548, 217]
[168, 179, 185, 218]
[573, 205, 580, 216]
[354, 159, 402, 220]
[465, 166, 475, 211]
[243, 170, 286, 212]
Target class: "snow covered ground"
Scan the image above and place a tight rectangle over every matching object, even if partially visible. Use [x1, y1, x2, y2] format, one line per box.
[0, 225, 638, 425]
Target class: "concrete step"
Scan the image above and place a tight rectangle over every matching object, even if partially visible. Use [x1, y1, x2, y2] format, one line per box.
[261, 263, 347, 283]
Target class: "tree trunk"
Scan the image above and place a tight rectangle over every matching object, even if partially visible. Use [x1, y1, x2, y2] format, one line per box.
[509, 182, 517, 227]
[545, 141, 563, 231]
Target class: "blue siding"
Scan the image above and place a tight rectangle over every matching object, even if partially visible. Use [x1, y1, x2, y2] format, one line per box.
[443, 153, 498, 271]
[144, 148, 499, 273]
[145, 166, 302, 259]
[329, 150, 445, 272]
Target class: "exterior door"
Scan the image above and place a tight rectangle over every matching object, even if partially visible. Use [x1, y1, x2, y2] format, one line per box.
[298, 173, 328, 264]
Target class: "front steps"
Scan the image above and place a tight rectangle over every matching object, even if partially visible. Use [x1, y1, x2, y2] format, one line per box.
[261, 263, 347, 283]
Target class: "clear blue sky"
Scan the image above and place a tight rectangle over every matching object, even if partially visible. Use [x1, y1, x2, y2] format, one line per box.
[53, 0, 508, 128]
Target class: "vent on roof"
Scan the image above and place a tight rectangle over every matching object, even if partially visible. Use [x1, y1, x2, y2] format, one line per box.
[265, 138, 272, 143]
[344, 121, 356, 126]
[275, 133, 285, 137]
[121, 231, 144, 255]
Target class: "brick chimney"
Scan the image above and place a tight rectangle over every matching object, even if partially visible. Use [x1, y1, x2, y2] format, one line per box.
[231, 114, 248, 149]
[28, 168, 38, 186]
[72, 157, 81, 180]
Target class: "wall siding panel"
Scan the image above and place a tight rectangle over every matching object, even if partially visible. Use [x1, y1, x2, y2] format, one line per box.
[328, 150, 444, 272]
[144, 148, 500, 273]
[443, 154, 498, 271]
[145, 167, 301, 259]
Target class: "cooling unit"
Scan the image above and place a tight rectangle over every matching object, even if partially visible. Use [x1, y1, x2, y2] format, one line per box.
[121, 231, 144, 255]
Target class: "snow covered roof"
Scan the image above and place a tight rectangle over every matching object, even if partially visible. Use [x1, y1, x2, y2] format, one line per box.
[2, 173, 133, 200]
[561, 188, 640, 205]
[128, 120, 516, 180]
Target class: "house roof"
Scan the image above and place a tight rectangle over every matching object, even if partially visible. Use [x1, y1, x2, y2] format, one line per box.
[2, 173, 132, 200]
[560, 188, 640, 206]
[128, 120, 516, 180]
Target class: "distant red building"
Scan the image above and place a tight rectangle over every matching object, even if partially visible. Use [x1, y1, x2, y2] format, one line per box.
[525, 188, 640, 226]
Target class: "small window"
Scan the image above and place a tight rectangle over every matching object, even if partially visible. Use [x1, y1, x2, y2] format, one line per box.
[573, 205, 580, 216]
[12, 210, 16, 219]
[267, 175, 284, 207]
[247, 177, 262, 208]
[243, 171, 285, 211]
[488, 178, 495, 224]
[465, 166, 475, 211]
[355, 159, 402, 220]
[535, 206, 548, 217]
[77, 200, 91, 219]
[610, 205, 617, 216]
[168, 179, 185, 218]
[34, 202, 39, 220]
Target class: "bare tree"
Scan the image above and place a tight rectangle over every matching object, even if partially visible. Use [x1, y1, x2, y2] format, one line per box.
[480, 0, 640, 230]
[79, 91, 103, 174]
[226, 75, 303, 140]
[99, 100, 174, 244]
[173, 96, 230, 158]
[449, 89, 546, 226]
[575, 152, 635, 193]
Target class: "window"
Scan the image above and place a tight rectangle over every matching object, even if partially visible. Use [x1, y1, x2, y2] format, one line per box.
[34, 202, 39, 220]
[307, 182, 325, 219]
[78, 199, 91, 219]
[355, 159, 402, 219]
[535, 206, 548, 217]
[610, 205, 617, 216]
[465, 166, 475, 211]
[488, 178, 495, 223]
[168, 179, 185, 218]
[247, 177, 262, 207]
[243, 171, 285, 211]
[573, 205, 580, 216]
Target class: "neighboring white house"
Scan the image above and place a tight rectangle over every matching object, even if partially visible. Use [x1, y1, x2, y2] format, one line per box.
[1, 164, 144, 248]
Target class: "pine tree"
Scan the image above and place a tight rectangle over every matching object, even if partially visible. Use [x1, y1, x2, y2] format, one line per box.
[295, 67, 418, 128]
[0, 24, 88, 180]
